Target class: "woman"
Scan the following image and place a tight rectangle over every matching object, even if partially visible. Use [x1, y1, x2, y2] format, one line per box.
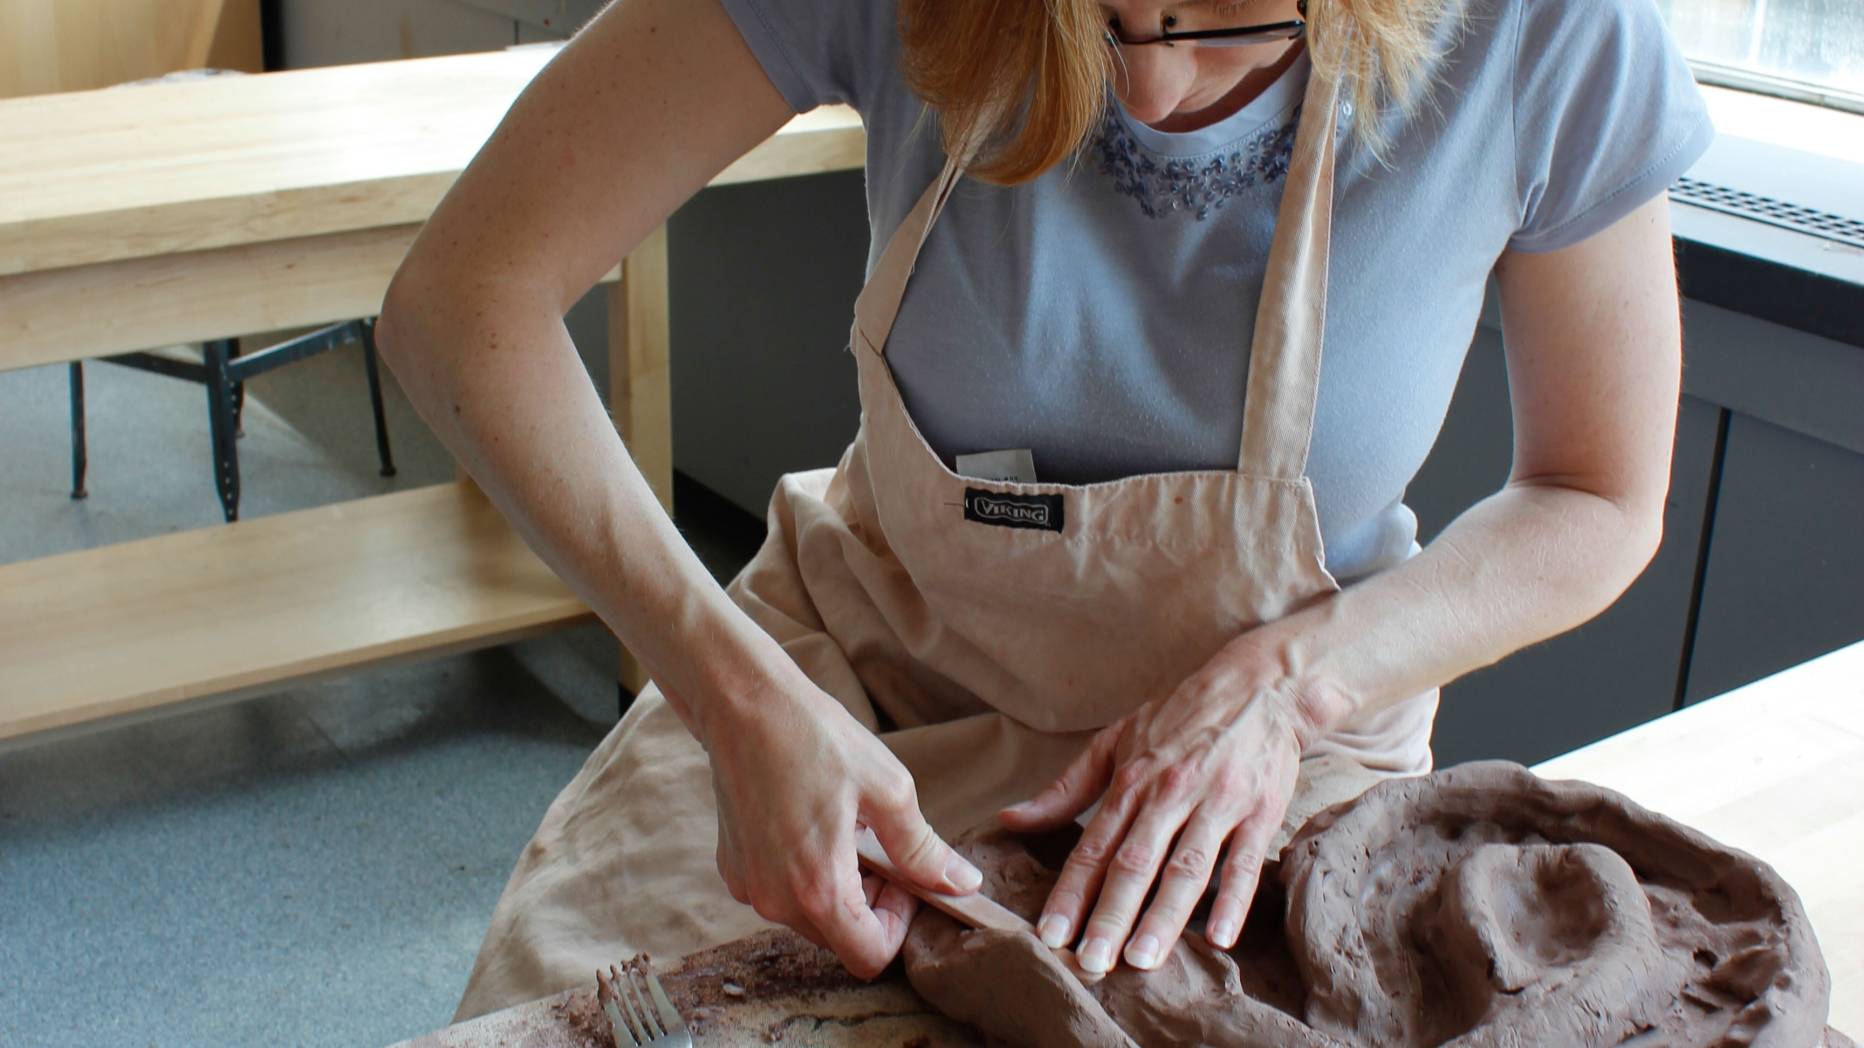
[377, 0, 1711, 1019]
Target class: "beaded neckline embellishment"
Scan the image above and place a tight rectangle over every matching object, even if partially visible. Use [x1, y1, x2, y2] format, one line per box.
[1093, 104, 1301, 220]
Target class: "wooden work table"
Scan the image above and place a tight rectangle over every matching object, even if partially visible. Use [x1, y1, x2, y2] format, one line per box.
[0, 44, 864, 498]
[0, 45, 864, 741]
[392, 640, 1864, 1047]
[0, 44, 863, 279]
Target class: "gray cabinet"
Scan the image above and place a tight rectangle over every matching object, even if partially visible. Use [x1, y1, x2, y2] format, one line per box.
[666, 173, 871, 515]
[1684, 413, 1864, 703]
[1410, 300, 1864, 768]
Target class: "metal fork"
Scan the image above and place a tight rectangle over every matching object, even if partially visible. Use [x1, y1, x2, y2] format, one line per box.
[596, 959, 694, 1048]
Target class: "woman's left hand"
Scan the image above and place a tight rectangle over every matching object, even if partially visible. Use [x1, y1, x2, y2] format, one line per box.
[998, 636, 1345, 973]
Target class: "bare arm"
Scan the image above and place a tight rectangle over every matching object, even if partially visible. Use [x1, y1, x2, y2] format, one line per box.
[376, 0, 978, 976]
[379, 0, 791, 712]
[1007, 196, 1683, 972]
[1279, 195, 1681, 716]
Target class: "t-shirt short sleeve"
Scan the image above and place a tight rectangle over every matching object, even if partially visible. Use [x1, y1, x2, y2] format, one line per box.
[1508, 0, 1713, 252]
[717, 0, 896, 114]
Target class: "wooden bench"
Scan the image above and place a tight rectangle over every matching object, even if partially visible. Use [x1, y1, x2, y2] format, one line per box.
[0, 47, 865, 742]
[0, 483, 590, 742]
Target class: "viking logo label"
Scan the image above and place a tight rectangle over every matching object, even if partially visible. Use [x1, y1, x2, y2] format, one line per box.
[962, 488, 1065, 533]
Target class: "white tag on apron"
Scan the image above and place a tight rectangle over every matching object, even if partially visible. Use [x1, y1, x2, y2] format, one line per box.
[954, 449, 1038, 484]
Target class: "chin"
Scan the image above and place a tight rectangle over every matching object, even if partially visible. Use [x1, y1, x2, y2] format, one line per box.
[1117, 97, 1190, 126]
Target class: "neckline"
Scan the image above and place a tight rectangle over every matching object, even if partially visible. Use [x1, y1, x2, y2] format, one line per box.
[852, 67, 1341, 483]
[1115, 50, 1310, 159]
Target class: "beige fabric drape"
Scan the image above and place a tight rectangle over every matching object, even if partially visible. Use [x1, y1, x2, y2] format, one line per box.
[456, 69, 1434, 1019]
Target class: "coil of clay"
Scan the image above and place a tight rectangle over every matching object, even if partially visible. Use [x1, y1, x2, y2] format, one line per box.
[902, 761, 1836, 1048]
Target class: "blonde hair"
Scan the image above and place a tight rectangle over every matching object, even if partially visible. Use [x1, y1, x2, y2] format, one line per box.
[898, 0, 1456, 185]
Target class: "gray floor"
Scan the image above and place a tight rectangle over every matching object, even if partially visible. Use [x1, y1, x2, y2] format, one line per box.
[1, 335, 458, 562]
[0, 340, 759, 1047]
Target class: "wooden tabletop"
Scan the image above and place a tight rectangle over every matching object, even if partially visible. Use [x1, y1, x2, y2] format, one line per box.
[1535, 637, 1864, 1037]
[0, 44, 864, 278]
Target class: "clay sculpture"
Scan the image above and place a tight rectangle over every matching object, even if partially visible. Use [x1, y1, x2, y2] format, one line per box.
[902, 761, 1838, 1048]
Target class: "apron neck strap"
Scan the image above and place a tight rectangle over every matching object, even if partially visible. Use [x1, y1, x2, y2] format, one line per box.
[1235, 70, 1341, 481]
[851, 146, 966, 357]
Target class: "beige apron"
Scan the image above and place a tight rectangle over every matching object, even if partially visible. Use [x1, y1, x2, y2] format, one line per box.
[455, 69, 1436, 1020]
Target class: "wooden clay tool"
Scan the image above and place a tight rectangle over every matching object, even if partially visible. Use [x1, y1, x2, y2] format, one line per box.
[855, 830, 1103, 984]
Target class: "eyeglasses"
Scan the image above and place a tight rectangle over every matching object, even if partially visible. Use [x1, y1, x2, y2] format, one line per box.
[1104, 1, 1307, 48]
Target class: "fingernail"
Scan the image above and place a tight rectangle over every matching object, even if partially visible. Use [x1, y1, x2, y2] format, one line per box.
[1125, 934, 1161, 969]
[1207, 919, 1237, 948]
[945, 854, 982, 892]
[1078, 936, 1115, 973]
[1004, 800, 1033, 814]
[1037, 913, 1070, 948]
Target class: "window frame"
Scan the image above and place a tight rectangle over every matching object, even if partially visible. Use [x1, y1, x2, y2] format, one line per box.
[1690, 58, 1864, 117]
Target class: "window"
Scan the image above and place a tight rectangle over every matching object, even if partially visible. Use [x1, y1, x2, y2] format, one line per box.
[1657, 0, 1864, 113]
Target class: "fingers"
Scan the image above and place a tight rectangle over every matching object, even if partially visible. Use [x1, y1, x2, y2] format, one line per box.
[1000, 721, 1123, 832]
[1123, 807, 1228, 969]
[864, 873, 921, 947]
[708, 691, 951, 982]
[865, 774, 982, 895]
[752, 844, 926, 976]
[790, 840, 902, 979]
[1033, 757, 1146, 956]
[1068, 762, 1199, 972]
[719, 798, 917, 972]
[1035, 748, 1296, 972]
[1204, 802, 1282, 949]
[761, 762, 959, 978]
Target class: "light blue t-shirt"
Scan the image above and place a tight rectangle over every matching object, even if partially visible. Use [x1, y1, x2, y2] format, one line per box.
[720, 0, 1712, 579]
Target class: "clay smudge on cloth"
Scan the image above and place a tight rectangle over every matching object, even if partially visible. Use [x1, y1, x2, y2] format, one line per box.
[901, 761, 1834, 1048]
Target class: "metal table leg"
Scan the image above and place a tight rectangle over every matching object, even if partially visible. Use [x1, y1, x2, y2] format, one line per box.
[203, 338, 242, 522]
[360, 319, 397, 477]
[69, 362, 88, 500]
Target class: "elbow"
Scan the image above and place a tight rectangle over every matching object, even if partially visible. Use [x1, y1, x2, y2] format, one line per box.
[1624, 495, 1665, 579]
[372, 249, 472, 429]
[1596, 480, 1668, 604]
[373, 258, 426, 376]
[1517, 471, 1670, 615]
[1621, 463, 1672, 575]
[1542, 486, 1667, 637]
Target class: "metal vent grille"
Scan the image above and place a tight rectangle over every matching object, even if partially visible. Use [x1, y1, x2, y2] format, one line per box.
[1671, 177, 1864, 250]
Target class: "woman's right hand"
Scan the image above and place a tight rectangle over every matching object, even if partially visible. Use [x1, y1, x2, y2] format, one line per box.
[694, 666, 983, 978]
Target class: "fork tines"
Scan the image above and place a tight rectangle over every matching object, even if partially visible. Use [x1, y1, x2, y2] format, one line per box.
[596, 957, 692, 1048]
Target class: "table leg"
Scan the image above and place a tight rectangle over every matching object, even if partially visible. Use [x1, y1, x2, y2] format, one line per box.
[69, 362, 89, 500]
[359, 319, 398, 477]
[203, 338, 243, 522]
[608, 224, 673, 700]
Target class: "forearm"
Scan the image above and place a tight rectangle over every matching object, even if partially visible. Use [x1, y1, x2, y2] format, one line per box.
[368, 0, 805, 741]
[375, 276, 793, 740]
[1257, 200, 1682, 743]
[1254, 478, 1664, 741]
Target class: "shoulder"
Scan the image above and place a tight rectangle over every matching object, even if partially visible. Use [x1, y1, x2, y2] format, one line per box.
[1504, 0, 1699, 104]
[717, 0, 901, 113]
[1505, 0, 1711, 250]
[1368, 0, 1710, 252]
[1394, 0, 1702, 128]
